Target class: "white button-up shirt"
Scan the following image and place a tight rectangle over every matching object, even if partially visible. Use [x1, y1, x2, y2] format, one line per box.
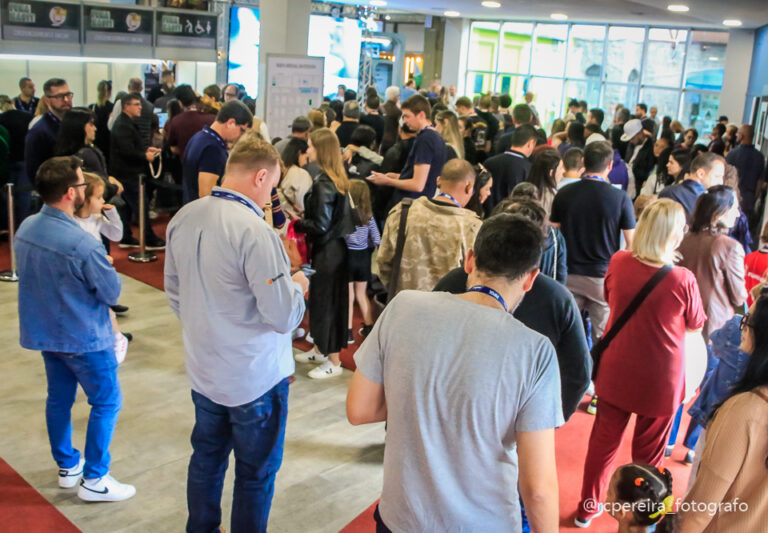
[165, 186, 305, 407]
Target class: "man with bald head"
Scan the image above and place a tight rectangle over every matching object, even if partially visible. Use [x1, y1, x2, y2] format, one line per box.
[726, 124, 766, 219]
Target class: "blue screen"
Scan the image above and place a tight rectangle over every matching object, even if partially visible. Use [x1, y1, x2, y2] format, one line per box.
[228, 7, 260, 98]
[307, 15, 362, 98]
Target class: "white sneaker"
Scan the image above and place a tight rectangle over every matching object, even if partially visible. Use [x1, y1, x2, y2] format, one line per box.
[291, 328, 306, 340]
[114, 333, 128, 364]
[294, 347, 328, 364]
[78, 474, 136, 502]
[305, 332, 314, 344]
[58, 457, 85, 488]
[308, 361, 343, 379]
[586, 381, 595, 397]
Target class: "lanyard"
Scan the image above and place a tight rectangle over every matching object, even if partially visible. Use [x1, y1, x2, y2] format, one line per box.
[436, 192, 461, 208]
[210, 190, 262, 217]
[505, 151, 525, 159]
[467, 285, 508, 312]
[202, 126, 227, 150]
[582, 174, 606, 183]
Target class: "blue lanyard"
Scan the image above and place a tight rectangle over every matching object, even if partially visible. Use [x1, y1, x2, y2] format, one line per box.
[210, 190, 262, 217]
[467, 285, 508, 312]
[202, 126, 227, 150]
[582, 174, 606, 183]
[437, 192, 461, 208]
[505, 151, 524, 159]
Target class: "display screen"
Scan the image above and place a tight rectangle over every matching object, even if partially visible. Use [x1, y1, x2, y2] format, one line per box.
[307, 15, 362, 98]
[227, 6, 260, 98]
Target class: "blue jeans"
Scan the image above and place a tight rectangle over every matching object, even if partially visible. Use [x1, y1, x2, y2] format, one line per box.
[187, 379, 289, 533]
[41, 349, 122, 479]
[668, 344, 717, 450]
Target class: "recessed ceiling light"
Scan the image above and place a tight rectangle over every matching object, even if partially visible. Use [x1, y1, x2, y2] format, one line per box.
[481, 1, 502, 7]
[385, 14, 391, 20]
[550, 13, 568, 21]
[708, 56, 719, 61]
[370, 0, 386, 6]
[667, 4, 689, 12]
[444, 10, 461, 17]
[723, 19, 742, 26]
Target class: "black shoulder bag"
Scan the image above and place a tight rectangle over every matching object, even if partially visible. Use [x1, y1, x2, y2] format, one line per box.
[386, 198, 414, 303]
[591, 265, 673, 380]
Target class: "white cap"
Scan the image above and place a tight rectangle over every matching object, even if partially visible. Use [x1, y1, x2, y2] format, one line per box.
[621, 119, 643, 142]
[586, 132, 607, 146]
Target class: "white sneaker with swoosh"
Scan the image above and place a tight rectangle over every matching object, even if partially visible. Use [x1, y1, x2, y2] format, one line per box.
[58, 457, 85, 488]
[78, 474, 136, 502]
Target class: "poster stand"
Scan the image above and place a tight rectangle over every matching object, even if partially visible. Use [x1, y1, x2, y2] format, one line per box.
[265, 54, 324, 140]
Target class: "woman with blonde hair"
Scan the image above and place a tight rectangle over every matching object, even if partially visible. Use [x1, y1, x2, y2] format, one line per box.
[294, 128, 354, 379]
[576, 198, 707, 527]
[308, 108, 326, 131]
[435, 110, 464, 160]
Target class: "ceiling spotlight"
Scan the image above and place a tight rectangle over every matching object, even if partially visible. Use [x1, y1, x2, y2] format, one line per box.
[481, 1, 502, 7]
[667, 4, 689, 12]
[723, 19, 742, 26]
[370, 0, 386, 6]
[444, 10, 461, 17]
[385, 14, 391, 20]
[550, 13, 568, 21]
[708, 56, 719, 61]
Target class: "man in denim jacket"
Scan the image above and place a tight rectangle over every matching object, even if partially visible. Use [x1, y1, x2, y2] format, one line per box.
[15, 156, 134, 502]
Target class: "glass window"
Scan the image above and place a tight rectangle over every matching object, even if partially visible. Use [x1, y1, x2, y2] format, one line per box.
[466, 72, 494, 98]
[603, 83, 638, 114]
[643, 28, 687, 87]
[565, 80, 601, 110]
[498, 22, 533, 75]
[495, 74, 527, 102]
[681, 91, 720, 138]
[567, 25, 605, 79]
[468, 22, 500, 72]
[531, 24, 568, 77]
[639, 87, 680, 124]
[604, 26, 645, 83]
[527, 77, 564, 133]
[685, 30, 728, 91]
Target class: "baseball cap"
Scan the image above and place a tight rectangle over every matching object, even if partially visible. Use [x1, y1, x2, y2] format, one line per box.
[621, 119, 643, 142]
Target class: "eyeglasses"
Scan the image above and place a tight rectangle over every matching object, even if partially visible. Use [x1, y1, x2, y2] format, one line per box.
[47, 92, 74, 100]
[70, 182, 88, 190]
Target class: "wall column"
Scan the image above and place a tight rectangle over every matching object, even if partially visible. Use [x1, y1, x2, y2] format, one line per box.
[441, 17, 470, 93]
[718, 29, 754, 124]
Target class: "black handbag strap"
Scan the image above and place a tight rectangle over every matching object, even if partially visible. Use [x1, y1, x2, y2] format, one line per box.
[593, 265, 673, 355]
[387, 198, 413, 303]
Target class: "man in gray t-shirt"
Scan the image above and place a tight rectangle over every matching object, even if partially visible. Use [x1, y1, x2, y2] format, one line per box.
[348, 214, 563, 533]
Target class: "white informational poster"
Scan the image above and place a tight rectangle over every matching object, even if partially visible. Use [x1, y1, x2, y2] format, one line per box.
[265, 54, 325, 140]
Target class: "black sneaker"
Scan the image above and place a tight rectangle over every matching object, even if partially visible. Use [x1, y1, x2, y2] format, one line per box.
[111, 304, 129, 314]
[347, 329, 354, 344]
[123, 332, 133, 342]
[359, 324, 373, 338]
[119, 236, 140, 248]
[145, 237, 166, 250]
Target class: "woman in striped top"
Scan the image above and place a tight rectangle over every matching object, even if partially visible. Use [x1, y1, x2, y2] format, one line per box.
[345, 180, 380, 343]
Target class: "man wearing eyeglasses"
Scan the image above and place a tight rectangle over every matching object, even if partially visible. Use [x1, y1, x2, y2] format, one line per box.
[15, 156, 135, 502]
[24, 78, 73, 189]
[110, 93, 164, 249]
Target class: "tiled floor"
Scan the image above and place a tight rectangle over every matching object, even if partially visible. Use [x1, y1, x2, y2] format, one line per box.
[0, 275, 385, 533]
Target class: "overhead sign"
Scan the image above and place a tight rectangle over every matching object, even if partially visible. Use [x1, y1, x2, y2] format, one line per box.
[156, 11, 216, 49]
[84, 5, 152, 46]
[1, 0, 80, 43]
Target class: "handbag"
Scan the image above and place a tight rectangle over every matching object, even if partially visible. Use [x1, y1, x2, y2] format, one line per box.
[590, 265, 673, 380]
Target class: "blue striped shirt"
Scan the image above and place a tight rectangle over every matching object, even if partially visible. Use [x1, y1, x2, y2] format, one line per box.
[345, 216, 381, 251]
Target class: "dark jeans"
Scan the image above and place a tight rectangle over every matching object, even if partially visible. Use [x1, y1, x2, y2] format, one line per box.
[373, 505, 392, 533]
[42, 349, 122, 479]
[120, 177, 158, 241]
[186, 379, 289, 533]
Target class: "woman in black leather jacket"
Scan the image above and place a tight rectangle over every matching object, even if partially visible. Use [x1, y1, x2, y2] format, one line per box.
[294, 128, 354, 379]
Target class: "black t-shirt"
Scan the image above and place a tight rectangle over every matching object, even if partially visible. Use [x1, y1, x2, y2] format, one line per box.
[474, 109, 499, 147]
[335, 121, 359, 148]
[0, 110, 32, 162]
[360, 113, 385, 146]
[392, 127, 446, 205]
[434, 268, 591, 421]
[550, 179, 636, 278]
[483, 150, 531, 212]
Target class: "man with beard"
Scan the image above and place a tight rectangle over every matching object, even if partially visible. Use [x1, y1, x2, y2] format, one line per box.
[15, 156, 134, 502]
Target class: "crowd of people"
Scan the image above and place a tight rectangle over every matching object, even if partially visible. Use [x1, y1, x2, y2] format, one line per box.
[5, 70, 768, 533]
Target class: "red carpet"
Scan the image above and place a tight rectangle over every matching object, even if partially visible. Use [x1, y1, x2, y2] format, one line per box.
[340, 397, 695, 532]
[0, 457, 79, 532]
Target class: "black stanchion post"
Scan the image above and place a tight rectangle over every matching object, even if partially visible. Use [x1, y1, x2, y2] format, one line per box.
[0, 183, 19, 282]
[128, 174, 157, 263]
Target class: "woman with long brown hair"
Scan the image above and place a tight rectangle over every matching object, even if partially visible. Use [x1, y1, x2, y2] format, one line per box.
[294, 128, 354, 379]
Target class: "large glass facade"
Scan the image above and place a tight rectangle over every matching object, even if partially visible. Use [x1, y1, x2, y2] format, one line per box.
[464, 21, 728, 136]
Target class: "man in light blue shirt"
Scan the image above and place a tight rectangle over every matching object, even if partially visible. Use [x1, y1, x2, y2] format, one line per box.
[165, 134, 308, 533]
[15, 156, 135, 502]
